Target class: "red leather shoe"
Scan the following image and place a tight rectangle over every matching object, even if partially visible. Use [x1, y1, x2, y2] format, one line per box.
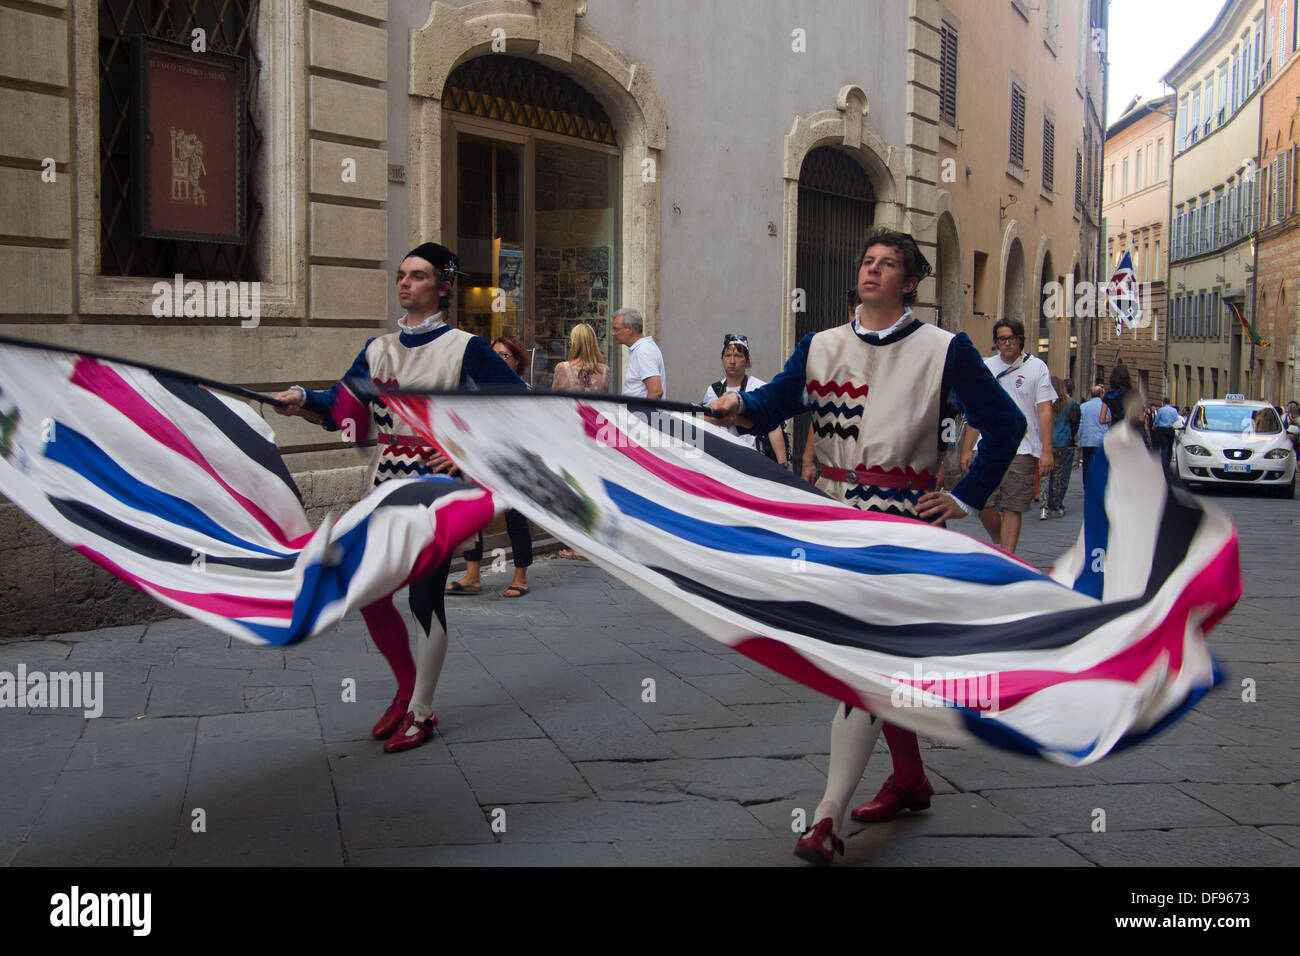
[382, 711, 438, 753]
[370, 697, 410, 740]
[793, 817, 844, 866]
[850, 774, 935, 823]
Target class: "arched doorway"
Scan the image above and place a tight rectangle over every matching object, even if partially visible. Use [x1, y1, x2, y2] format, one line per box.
[442, 55, 622, 385]
[792, 146, 876, 456]
[1002, 238, 1026, 330]
[1070, 264, 1081, 385]
[1038, 249, 1054, 361]
[936, 210, 962, 332]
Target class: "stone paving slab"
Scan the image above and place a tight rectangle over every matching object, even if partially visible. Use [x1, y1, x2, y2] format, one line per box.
[1173, 783, 1300, 826]
[330, 743, 489, 850]
[171, 645, 286, 670]
[13, 762, 189, 866]
[436, 703, 544, 743]
[577, 756, 815, 805]
[1060, 826, 1300, 866]
[0, 711, 84, 749]
[729, 700, 840, 727]
[984, 784, 1235, 835]
[614, 838, 812, 867]
[524, 698, 672, 761]
[1144, 745, 1294, 783]
[146, 681, 246, 718]
[532, 632, 650, 666]
[683, 671, 798, 706]
[0, 745, 71, 826]
[451, 738, 594, 804]
[656, 723, 829, 759]
[1260, 825, 1300, 849]
[172, 810, 342, 866]
[0, 825, 27, 867]
[0, 639, 72, 664]
[242, 685, 315, 711]
[186, 742, 335, 819]
[473, 650, 602, 706]
[138, 619, 229, 647]
[859, 835, 1094, 867]
[64, 716, 196, 770]
[921, 747, 1109, 790]
[494, 798, 771, 843]
[578, 661, 746, 732]
[350, 841, 624, 867]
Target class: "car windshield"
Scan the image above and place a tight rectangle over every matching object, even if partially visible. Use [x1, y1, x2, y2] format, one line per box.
[1191, 405, 1282, 433]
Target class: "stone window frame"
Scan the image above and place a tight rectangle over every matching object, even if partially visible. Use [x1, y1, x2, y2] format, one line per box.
[72, 0, 307, 320]
[408, 0, 666, 350]
[779, 84, 906, 359]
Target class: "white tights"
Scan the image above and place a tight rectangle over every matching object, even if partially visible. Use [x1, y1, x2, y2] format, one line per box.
[812, 703, 883, 833]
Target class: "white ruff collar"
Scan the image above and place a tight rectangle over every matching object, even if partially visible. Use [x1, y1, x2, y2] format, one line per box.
[399, 311, 446, 335]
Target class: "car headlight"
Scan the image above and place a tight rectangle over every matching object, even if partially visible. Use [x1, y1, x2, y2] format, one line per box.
[1183, 444, 1212, 456]
[1265, 448, 1293, 460]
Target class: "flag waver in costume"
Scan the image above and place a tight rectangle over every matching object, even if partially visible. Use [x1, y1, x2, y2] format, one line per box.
[0, 342, 495, 648]
[275, 241, 526, 751]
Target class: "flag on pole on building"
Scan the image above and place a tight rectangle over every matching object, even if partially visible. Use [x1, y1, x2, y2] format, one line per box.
[1226, 299, 1271, 348]
[0, 339, 496, 647]
[1106, 249, 1141, 336]
[382, 389, 1241, 767]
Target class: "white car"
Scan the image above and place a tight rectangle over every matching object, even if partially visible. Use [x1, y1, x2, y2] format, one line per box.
[1175, 396, 1297, 498]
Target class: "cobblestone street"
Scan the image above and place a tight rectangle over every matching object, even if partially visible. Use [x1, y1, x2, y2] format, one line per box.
[2, 474, 1297, 867]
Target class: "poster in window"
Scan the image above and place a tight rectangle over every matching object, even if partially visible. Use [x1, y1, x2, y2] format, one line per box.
[132, 37, 247, 244]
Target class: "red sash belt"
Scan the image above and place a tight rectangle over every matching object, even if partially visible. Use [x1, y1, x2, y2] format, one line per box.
[819, 466, 936, 491]
[378, 433, 439, 453]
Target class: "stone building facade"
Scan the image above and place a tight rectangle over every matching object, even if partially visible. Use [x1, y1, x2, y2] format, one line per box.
[1164, 0, 1267, 407]
[1101, 95, 1172, 399]
[932, 0, 1107, 387]
[0, 0, 946, 635]
[1252, 0, 1300, 406]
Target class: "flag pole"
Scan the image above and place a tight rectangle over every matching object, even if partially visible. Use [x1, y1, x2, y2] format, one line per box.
[0, 335, 727, 420]
[0, 334, 295, 409]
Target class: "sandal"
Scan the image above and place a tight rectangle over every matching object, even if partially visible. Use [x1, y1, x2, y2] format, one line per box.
[557, 548, 587, 560]
[502, 585, 530, 598]
[445, 580, 481, 595]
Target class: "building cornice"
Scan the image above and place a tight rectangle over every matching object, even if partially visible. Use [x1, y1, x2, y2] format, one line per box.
[1162, 0, 1261, 88]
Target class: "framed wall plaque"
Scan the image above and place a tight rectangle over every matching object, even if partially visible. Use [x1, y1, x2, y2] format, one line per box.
[131, 37, 247, 244]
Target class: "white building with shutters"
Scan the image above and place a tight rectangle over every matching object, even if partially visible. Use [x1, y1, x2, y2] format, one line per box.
[1163, 0, 1267, 403]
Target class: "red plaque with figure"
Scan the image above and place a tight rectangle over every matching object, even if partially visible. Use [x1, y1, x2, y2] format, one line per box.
[131, 37, 247, 243]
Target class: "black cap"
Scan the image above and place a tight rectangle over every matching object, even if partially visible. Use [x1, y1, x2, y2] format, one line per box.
[403, 242, 467, 279]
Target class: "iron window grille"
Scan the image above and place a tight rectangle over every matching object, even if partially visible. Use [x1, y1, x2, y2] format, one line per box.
[98, 0, 262, 280]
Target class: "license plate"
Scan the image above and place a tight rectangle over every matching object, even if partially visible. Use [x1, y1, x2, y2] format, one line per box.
[1224, 463, 1251, 473]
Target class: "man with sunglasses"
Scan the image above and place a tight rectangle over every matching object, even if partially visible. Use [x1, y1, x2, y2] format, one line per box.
[274, 242, 525, 753]
[711, 228, 1024, 865]
[959, 318, 1056, 554]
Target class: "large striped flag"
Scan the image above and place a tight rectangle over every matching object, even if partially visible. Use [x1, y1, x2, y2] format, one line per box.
[0, 341, 494, 646]
[383, 392, 1241, 766]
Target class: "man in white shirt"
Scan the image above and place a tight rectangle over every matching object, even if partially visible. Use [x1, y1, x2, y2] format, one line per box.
[960, 317, 1055, 554]
[611, 307, 665, 399]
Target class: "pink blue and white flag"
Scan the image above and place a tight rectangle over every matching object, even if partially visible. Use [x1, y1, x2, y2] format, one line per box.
[0, 342, 494, 646]
[1106, 249, 1141, 335]
[384, 392, 1241, 766]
